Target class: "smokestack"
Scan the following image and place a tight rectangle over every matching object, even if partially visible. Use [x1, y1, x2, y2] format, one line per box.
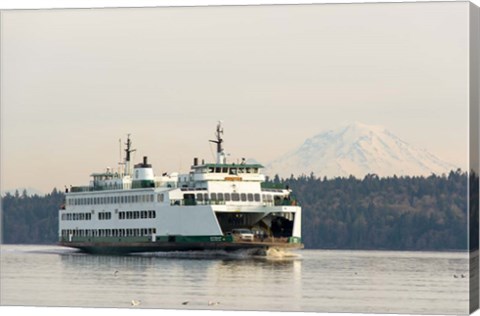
[194, 157, 198, 166]
[143, 156, 148, 165]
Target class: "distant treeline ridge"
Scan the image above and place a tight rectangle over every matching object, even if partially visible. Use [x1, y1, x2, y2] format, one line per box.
[1, 170, 478, 250]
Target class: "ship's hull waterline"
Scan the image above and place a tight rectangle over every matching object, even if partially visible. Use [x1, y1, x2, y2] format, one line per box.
[59, 240, 303, 255]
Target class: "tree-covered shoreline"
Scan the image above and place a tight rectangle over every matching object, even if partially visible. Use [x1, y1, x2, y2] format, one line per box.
[1, 170, 476, 251]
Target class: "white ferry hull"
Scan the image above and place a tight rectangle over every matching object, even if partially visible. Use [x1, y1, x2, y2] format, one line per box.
[58, 126, 303, 254]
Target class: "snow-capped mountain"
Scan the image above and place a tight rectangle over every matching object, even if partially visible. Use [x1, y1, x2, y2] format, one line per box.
[265, 122, 458, 179]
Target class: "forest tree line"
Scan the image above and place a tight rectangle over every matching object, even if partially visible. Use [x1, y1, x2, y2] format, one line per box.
[1, 170, 478, 250]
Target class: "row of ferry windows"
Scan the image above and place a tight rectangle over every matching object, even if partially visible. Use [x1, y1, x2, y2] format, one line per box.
[196, 193, 268, 202]
[61, 228, 156, 237]
[61, 210, 156, 221]
[119, 210, 156, 220]
[206, 167, 259, 174]
[67, 194, 164, 206]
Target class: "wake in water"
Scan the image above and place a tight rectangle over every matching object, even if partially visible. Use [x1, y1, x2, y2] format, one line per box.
[131, 247, 302, 260]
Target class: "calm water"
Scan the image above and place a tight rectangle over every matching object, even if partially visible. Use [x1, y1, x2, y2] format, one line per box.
[0, 245, 472, 314]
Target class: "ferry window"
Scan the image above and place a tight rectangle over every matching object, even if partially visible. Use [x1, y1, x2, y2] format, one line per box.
[217, 193, 224, 201]
[231, 193, 239, 201]
[208, 167, 214, 173]
[150, 195, 154, 202]
[196, 193, 203, 201]
[253, 168, 258, 173]
[229, 168, 237, 175]
[215, 167, 221, 173]
[241, 193, 247, 202]
[158, 194, 164, 202]
[127, 211, 132, 219]
[247, 193, 254, 202]
[246, 168, 251, 173]
[204, 193, 209, 201]
[224, 193, 231, 201]
[152, 211, 156, 219]
[222, 167, 228, 173]
[238, 168, 245, 174]
[141, 211, 146, 219]
[134, 211, 139, 219]
[211, 193, 217, 201]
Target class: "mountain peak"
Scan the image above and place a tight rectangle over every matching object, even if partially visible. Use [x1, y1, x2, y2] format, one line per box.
[265, 122, 457, 179]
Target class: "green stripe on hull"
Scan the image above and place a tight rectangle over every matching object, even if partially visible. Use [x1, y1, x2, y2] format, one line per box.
[60, 235, 301, 244]
[60, 235, 234, 244]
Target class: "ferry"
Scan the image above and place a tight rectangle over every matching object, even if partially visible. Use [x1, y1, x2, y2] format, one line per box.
[58, 123, 303, 254]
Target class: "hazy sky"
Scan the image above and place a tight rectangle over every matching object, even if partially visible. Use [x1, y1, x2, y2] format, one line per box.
[1, 2, 471, 193]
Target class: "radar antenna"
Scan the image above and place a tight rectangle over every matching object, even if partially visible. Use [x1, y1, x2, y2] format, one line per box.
[209, 121, 226, 164]
[123, 134, 136, 176]
[124, 134, 136, 162]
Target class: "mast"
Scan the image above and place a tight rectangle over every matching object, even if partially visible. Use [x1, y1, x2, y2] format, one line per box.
[124, 134, 136, 176]
[209, 121, 226, 164]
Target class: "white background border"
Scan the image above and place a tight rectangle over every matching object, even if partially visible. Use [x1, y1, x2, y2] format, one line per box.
[0, 1, 478, 316]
